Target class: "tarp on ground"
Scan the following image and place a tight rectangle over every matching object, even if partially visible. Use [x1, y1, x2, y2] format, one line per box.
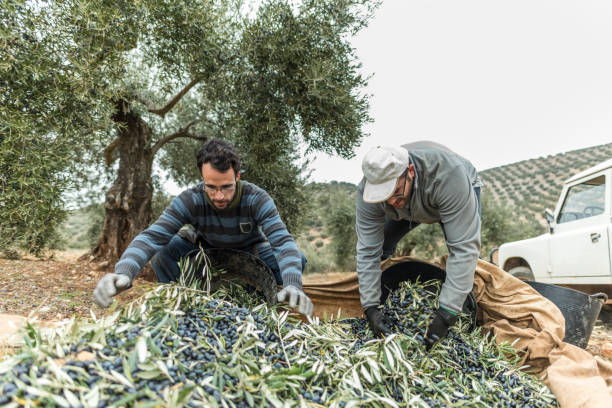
[302, 257, 612, 408]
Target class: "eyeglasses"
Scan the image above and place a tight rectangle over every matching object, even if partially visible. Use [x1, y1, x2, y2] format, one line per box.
[203, 183, 236, 196]
[388, 169, 408, 200]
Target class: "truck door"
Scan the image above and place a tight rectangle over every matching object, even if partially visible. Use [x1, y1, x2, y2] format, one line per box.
[549, 173, 610, 278]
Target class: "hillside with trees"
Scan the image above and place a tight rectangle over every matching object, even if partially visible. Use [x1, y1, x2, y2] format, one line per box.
[56, 142, 611, 273]
[480, 142, 612, 226]
[297, 142, 612, 272]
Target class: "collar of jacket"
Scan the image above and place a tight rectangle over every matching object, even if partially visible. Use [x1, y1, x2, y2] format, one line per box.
[204, 180, 243, 212]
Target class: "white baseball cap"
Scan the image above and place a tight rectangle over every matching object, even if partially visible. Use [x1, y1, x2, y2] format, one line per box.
[362, 146, 409, 203]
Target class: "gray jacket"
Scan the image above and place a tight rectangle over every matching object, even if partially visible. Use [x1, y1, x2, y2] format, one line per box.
[355, 141, 482, 313]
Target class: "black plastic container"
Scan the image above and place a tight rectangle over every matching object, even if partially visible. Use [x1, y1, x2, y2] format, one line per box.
[380, 260, 478, 330]
[525, 281, 607, 349]
[184, 248, 278, 304]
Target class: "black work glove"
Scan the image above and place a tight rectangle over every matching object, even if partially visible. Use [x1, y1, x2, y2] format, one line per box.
[424, 307, 459, 350]
[365, 306, 393, 337]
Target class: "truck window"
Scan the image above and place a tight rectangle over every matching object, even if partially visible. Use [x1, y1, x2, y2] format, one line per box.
[557, 175, 606, 223]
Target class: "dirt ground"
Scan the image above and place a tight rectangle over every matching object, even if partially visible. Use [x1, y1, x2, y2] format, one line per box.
[1, 251, 611, 360]
[0, 250, 156, 322]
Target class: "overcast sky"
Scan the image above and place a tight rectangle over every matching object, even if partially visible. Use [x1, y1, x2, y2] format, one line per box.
[307, 0, 612, 184]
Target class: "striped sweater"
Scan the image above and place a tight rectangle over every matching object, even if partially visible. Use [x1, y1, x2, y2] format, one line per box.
[115, 181, 303, 288]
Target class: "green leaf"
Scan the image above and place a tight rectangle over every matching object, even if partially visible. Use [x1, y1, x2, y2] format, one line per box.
[135, 370, 163, 380]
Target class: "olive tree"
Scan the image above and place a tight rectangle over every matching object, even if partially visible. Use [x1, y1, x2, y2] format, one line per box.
[2, 0, 377, 259]
[0, 1, 121, 255]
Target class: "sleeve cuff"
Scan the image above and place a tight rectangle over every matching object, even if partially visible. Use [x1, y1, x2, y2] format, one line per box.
[362, 303, 380, 311]
[114, 261, 140, 281]
[281, 271, 302, 289]
[438, 287, 465, 314]
[439, 305, 458, 316]
[438, 295, 467, 314]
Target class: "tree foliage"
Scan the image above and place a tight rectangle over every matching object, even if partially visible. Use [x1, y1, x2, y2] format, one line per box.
[478, 191, 543, 257]
[326, 202, 357, 270]
[0, 1, 118, 254]
[1, 0, 378, 256]
[305, 184, 545, 266]
[306, 181, 358, 270]
[398, 190, 544, 259]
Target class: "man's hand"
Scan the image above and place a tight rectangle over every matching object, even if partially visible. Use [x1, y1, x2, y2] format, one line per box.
[277, 286, 313, 317]
[365, 306, 393, 337]
[93, 273, 132, 308]
[424, 307, 459, 350]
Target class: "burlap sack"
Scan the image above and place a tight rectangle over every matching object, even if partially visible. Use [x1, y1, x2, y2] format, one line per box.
[460, 258, 612, 408]
[303, 273, 361, 318]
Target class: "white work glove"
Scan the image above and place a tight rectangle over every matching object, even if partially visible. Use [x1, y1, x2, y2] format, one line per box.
[277, 285, 313, 317]
[93, 273, 132, 308]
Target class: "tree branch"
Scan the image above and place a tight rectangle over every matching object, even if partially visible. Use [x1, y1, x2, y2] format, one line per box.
[133, 95, 156, 112]
[150, 121, 207, 157]
[104, 138, 120, 166]
[147, 78, 201, 118]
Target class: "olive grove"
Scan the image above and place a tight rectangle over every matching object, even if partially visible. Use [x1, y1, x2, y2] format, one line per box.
[0, 0, 378, 258]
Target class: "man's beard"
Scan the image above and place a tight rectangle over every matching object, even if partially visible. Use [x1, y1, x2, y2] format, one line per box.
[390, 197, 407, 208]
[213, 199, 231, 209]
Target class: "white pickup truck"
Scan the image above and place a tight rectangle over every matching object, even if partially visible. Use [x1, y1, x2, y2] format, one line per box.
[497, 158, 612, 303]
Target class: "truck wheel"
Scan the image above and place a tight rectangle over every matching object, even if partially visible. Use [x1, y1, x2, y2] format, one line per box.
[507, 266, 534, 281]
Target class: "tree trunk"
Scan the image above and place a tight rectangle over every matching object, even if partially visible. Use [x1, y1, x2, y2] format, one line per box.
[91, 100, 154, 261]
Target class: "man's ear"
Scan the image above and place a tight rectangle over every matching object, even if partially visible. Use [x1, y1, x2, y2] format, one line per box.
[408, 164, 415, 179]
[236, 170, 241, 181]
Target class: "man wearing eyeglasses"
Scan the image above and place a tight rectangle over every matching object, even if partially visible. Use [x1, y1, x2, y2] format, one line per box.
[93, 139, 313, 316]
[356, 141, 482, 348]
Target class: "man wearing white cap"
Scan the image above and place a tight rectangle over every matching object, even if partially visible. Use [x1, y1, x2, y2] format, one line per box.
[356, 141, 482, 349]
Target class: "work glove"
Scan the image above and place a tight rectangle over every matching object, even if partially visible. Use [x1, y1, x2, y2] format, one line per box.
[365, 306, 393, 337]
[424, 307, 459, 350]
[93, 273, 132, 308]
[277, 286, 313, 317]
